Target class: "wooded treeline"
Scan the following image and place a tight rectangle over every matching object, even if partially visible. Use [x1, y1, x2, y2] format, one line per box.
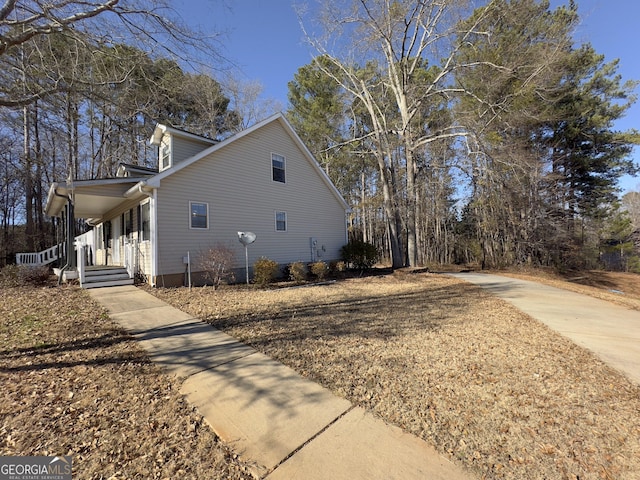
[2, 0, 639, 272]
[0, 0, 242, 264]
[287, 0, 640, 271]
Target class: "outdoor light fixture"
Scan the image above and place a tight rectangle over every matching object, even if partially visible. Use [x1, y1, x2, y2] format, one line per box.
[237, 231, 256, 285]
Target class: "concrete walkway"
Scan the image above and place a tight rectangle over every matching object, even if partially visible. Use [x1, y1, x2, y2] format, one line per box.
[451, 272, 640, 385]
[88, 286, 474, 480]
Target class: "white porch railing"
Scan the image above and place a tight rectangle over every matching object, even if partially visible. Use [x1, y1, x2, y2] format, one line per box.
[16, 243, 65, 266]
[74, 240, 137, 286]
[17, 231, 92, 267]
[18, 233, 138, 286]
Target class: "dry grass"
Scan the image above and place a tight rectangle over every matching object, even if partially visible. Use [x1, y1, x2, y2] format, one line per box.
[0, 283, 255, 479]
[149, 271, 640, 480]
[3, 269, 640, 480]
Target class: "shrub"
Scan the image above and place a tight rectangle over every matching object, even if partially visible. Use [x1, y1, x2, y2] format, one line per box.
[310, 261, 329, 281]
[288, 261, 307, 284]
[20, 265, 51, 286]
[199, 244, 236, 289]
[0, 265, 20, 287]
[330, 260, 347, 274]
[253, 257, 279, 287]
[1, 265, 51, 287]
[340, 240, 379, 269]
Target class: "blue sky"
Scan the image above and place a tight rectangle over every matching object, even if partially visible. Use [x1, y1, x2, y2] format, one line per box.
[176, 0, 311, 105]
[178, 0, 640, 193]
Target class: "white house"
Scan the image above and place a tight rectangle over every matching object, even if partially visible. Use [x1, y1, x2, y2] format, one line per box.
[41, 113, 349, 287]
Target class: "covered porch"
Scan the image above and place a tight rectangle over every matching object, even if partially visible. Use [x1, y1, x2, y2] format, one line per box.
[20, 176, 153, 288]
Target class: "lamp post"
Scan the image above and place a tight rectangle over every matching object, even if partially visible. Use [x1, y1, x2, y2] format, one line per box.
[237, 232, 256, 285]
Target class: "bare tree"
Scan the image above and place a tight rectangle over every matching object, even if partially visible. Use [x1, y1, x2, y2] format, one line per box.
[0, 0, 222, 108]
[222, 74, 284, 132]
[302, 0, 499, 267]
[302, 0, 582, 269]
[0, 1, 234, 261]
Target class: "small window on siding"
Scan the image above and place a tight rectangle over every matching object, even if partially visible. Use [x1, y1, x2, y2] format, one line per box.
[139, 201, 151, 241]
[272, 153, 285, 183]
[275, 211, 287, 231]
[160, 144, 171, 170]
[190, 202, 208, 229]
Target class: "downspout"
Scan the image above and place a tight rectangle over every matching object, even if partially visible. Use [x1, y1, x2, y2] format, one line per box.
[52, 187, 74, 285]
[151, 188, 159, 287]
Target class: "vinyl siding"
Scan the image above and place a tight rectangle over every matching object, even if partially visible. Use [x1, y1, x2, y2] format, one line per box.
[155, 120, 347, 277]
[171, 136, 216, 166]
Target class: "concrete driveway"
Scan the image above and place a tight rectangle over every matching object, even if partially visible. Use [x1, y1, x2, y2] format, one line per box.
[451, 272, 640, 385]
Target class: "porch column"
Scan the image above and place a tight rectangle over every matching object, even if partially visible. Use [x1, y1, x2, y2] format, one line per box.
[65, 201, 76, 269]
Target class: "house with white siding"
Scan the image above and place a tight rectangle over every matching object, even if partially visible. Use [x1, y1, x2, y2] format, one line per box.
[40, 113, 349, 288]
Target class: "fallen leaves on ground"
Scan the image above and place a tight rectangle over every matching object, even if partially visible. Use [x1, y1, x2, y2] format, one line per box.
[151, 272, 640, 480]
[0, 283, 255, 479]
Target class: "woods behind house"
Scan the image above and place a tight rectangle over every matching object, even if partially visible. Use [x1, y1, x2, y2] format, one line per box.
[2, 0, 639, 272]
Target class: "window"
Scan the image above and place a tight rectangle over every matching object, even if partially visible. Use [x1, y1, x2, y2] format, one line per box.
[275, 211, 287, 231]
[160, 143, 171, 170]
[123, 209, 133, 239]
[272, 153, 285, 183]
[139, 201, 150, 241]
[103, 221, 112, 247]
[190, 202, 208, 229]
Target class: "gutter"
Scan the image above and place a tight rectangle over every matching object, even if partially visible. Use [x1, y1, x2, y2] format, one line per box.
[45, 182, 68, 218]
[124, 180, 156, 199]
[45, 182, 59, 217]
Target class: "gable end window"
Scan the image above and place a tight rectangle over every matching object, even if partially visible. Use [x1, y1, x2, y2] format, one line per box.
[275, 211, 287, 232]
[272, 153, 285, 183]
[190, 202, 209, 229]
[160, 143, 171, 170]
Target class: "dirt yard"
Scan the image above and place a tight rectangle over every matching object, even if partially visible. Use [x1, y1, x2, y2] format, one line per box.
[2, 269, 640, 480]
[150, 270, 640, 480]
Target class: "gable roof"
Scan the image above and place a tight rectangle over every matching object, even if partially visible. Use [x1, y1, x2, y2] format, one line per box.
[144, 112, 349, 210]
[149, 123, 218, 146]
[45, 113, 350, 221]
[116, 163, 159, 177]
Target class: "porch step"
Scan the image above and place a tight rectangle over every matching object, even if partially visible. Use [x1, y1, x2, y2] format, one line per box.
[82, 268, 134, 289]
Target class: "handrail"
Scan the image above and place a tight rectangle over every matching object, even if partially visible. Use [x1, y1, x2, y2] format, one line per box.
[16, 243, 65, 266]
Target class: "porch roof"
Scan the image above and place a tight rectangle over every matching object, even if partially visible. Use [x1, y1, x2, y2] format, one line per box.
[45, 178, 150, 223]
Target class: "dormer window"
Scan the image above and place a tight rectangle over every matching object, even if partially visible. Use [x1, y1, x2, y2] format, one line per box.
[160, 143, 171, 170]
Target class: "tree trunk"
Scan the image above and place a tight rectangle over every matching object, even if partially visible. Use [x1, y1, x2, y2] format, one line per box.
[23, 105, 35, 251]
[377, 158, 404, 269]
[405, 146, 419, 267]
[360, 169, 368, 243]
